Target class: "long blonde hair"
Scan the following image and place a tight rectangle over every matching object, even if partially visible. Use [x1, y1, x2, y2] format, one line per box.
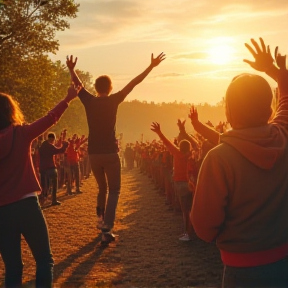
[0, 93, 24, 130]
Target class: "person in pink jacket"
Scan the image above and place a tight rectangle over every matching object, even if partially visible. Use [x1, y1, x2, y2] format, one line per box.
[191, 38, 288, 287]
[0, 85, 77, 288]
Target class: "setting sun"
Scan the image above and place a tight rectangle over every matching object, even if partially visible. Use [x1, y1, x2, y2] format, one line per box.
[207, 44, 234, 65]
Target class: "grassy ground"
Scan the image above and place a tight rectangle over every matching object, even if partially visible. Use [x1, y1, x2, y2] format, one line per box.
[0, 168, 222, 288]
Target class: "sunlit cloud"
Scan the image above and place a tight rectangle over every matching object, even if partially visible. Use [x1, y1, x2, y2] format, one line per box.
[56, 0, 288, 51]
[172, 52, 207, 60]
[52, 0, 288, 104]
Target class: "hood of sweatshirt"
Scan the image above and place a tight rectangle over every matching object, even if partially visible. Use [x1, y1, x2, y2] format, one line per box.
[0, 125, 14, 160]
[220, 124, 288, 170]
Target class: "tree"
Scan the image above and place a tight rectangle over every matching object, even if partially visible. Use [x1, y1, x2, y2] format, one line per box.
[0, 0, 79, 55]
[0, 0, 79, 121]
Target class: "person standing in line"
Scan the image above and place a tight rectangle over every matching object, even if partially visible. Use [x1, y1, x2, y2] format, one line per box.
[0, 86, 77, 288]
[66, 134, 87, 194]
[191, 38, 288, 287]
[39, 132, 68, 206]
[151, 122, 194, 241]
[66, 52, 165, 244]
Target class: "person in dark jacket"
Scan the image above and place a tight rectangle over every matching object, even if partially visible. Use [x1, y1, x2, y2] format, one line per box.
[39, 132, 68, 205]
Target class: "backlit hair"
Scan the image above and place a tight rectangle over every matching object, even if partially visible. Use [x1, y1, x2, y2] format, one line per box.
[95, 75, 112, 94]
[0, 92, 24, 130]
[179, 139, 191, 154]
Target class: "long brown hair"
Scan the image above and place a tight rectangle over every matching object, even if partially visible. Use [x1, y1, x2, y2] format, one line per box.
[0, 92, 24, 130]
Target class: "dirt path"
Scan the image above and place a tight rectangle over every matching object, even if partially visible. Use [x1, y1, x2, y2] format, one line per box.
[0, 168, 222, 288]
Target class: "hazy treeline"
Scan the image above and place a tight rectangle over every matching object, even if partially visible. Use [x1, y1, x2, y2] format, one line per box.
[117, 100, 226, 143]
[52, 99, 226, 143]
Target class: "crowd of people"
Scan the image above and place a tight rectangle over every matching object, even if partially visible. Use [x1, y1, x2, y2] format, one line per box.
[1, 37, 288, 288]
[120, 116, 230, 240]
[31, 130, 90, 206]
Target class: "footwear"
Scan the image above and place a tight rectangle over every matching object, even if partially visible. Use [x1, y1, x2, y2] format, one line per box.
[51, 201, 61, 206]
[96, 216, 104, 230]
[101, 232, 116, 245]
[100, 224, 112, 233]
[75, 190, 83, 194]
[178, 233, 191, 241]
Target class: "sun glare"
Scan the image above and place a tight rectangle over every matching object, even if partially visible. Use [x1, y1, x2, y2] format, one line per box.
[207, 43, 234, 65]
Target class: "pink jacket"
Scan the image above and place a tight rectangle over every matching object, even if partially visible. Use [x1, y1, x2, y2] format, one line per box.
[0, 100, 69, 206]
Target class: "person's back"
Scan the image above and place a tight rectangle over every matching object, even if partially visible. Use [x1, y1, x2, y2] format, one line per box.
[200, 136, 288, 253]
[0, 87, 77, 287]
[66, 52, 165, 244]
[79, 91, 122, 154]
[0, 124, 40, 205]
[191, 38, 288, 287]
[39, 133, 68, 205]
[39, 140, 56, 172]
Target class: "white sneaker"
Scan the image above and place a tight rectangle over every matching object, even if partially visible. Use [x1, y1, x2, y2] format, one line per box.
[101, 232, 116, 244]
[96, 216, 104, 230]
[178, 233, 191, 241]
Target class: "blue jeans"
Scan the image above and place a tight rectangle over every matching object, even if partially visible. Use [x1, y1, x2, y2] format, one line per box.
[89, 153, 121, 229]
[0, 197, 54, 288]
[222, 258, 288, 287]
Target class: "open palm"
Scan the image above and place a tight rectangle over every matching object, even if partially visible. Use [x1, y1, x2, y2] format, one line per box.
[243, 38, 274, 72]
[151, 52, 166, 68]
[151, 122, 161, 134]
[66, 55, 78, 70]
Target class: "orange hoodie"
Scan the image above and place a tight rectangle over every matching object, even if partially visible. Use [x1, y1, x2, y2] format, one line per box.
[157, 132, 190, 181]
[191, 73, 288, 267]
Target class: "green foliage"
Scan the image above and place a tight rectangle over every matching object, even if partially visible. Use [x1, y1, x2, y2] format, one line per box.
[0, 0, 79, 55]
[0, 0, 80, 123]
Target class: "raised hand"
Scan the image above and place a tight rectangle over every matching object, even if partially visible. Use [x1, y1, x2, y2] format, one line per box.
[177, 119, 186, 131]
[206, 120, 214, 128]
[274, 48, 288, 95]
[275, 47, 287, 70]
[188, 105, 198, 123]
[66, 55, 78, 70]
[64, 84, 78, 102]
[150, 52, 166, 68]
[150, 122, 161, 134]
[243, 38, 274, 72]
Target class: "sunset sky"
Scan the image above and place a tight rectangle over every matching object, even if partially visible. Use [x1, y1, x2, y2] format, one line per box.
[51, 0, 288, 105]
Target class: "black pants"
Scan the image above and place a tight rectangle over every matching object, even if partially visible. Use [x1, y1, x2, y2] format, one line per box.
[40, 168, 58, 203]
[222, 258, 288, 288]
[0, 197, 54, 288]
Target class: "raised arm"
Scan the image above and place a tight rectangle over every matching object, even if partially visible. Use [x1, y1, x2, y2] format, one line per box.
[66, 55, 83, 88]
[25, 86, 78, 141]
[189, 106, 220, 146]
[177, 119, 199, 149]
[120, 53, 165, 98]
[243, 37, 279, 82]
[271, 52, 288, 126]
[150, 122, 180, 156]
[244, 38, 288, 125]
